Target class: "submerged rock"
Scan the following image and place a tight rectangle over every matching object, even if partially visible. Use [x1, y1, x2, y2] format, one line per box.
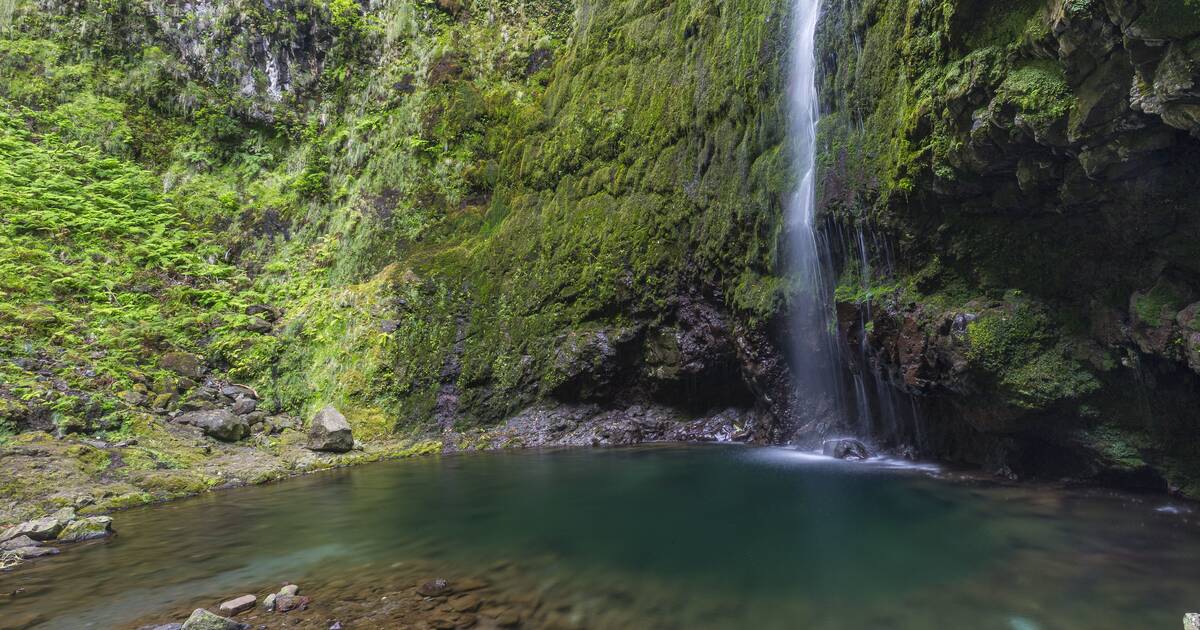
[218, 594, 256, 615]
[417, 578, 452, 597]
[274, 594, 310, 612]
[176, 409, 249, 442]
[307, 405, 353, 452]
[822, 438, 870, 461]
[57, 516, 113, 542]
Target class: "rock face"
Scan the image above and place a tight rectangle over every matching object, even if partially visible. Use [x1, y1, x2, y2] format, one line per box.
[57, 516, 114, 542]
[306, 406, 354, 453]
[177, 410, 249, 442]
[816, 0, 1200, 495]
[180, 609, 246, 630]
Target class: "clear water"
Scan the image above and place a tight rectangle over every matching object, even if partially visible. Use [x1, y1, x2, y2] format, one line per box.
[3, 445, 1199, 629]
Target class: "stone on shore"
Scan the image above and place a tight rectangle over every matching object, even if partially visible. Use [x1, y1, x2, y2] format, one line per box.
[58, 516, 113, 542]
[822, 438, 870, 461]
[306, 405, 353, 453]
[180, 608, 246, 630]
[1, 507, 76, 541]
[218, 594, 256, 615]
[177, 409, 249, 442]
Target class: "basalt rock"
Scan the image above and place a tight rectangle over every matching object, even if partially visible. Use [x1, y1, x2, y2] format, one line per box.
[176, 410, 249, 443]
[306, 406, 354, 453]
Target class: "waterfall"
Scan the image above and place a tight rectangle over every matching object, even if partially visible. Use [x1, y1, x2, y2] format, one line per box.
[785, 0, 847, 431]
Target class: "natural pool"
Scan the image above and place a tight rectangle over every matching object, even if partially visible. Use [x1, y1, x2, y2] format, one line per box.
[3, 444, 1199, 629]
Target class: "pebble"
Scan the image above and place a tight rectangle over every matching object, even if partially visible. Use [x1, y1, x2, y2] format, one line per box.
[417, 578, 452, 597]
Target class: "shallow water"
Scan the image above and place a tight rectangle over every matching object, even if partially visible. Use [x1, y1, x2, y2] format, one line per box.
[3, 444, 1199, 629]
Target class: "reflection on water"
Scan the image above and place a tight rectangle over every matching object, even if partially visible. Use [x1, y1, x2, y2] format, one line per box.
[3, 444, 1199, 629]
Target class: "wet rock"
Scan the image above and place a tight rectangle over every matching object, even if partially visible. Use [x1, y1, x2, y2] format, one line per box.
[2, 507, 75, 541]
[822, 438, 870, 461]
[1185, 613, 1200, 630]
[176, 409, 249, 442]
[138, 624, 183, 630]
[57, 516, 113, 542]
[160, 352, 206, 381]
[180, 608, 246, 630]
[0, 535, 40, 551]
[11, 546, 60, 559]
[274, 594, 310, 612]
[262, 593, 276, 611]
[278, 584, 300, 597]
[306, 405, 353, 452]
[418, 578, 452, 597]
[495, 610, 521, 627]
[218, 594, 256, 615]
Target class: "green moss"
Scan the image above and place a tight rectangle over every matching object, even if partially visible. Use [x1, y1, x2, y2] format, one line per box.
[994, 61, 1073, 128]
[1133, 279, 1189, 327]
[1132, 0, 1200, 39]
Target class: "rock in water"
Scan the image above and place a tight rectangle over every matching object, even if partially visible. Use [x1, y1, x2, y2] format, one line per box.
[274, 595, 310, 612]
[417, 578, 452, 597]
[180, 608, 246, 630]
[306, 405, 353, 452]
[822, 438, 870, 461]
[1, 507, 76, 541]
[218, 595, 256, 615]
[278, 584, 299, 597]
[1185, 613, 1200, 630]
[176, 409, 249, 442]
[0, 535, 41, 551]
[57, 516, 113, 542]
[11, 546, 60, 559]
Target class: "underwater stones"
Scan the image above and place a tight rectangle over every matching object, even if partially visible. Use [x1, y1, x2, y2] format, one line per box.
[176, 409, 249, 442]
[418, 578, 453, 597]
[160, 352, 206, 381]
[279, 584, 300, 597]
[307, 405, 354, 453]
[179, 608, 246, 630]
[822, 438, 870, 461]
[274, 594, 310, 612]
[447, 592, 481, 612]
[218, 594, 256, 615]
[57, 516, 113, 542]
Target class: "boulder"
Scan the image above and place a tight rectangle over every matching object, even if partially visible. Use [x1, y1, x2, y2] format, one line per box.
[180, 609, 246, 630]
[57, 516, 114, 542]
[822, 438, 870, 461]
[306, 406, 353, 453]
[230, 397, 257, 416]
[1186, 613, 1200, 630]
[218, 594, 256, 615]
[177, 410, 249, 442]
[160, 352, 206, 381]
[2, 507, 76, 541]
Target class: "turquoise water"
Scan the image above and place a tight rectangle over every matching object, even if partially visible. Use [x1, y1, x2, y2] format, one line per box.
[3, 444, 1199, 628]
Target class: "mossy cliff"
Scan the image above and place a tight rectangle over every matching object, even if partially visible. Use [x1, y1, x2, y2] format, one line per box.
[4, 0, 1200, 512]
[817, 0, 1200, 494]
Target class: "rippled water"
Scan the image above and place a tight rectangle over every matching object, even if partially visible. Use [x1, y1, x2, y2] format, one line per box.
[3, 444, 1199, 629]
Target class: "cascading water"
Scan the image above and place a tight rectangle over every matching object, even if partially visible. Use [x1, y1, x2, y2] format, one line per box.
[785, 0, 848, 431]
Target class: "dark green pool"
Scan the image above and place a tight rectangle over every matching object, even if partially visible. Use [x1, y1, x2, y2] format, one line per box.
[3, 444, 1199, 629]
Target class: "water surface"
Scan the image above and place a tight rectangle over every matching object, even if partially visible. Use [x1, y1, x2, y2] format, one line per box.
[3, 445, 1199, 629]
